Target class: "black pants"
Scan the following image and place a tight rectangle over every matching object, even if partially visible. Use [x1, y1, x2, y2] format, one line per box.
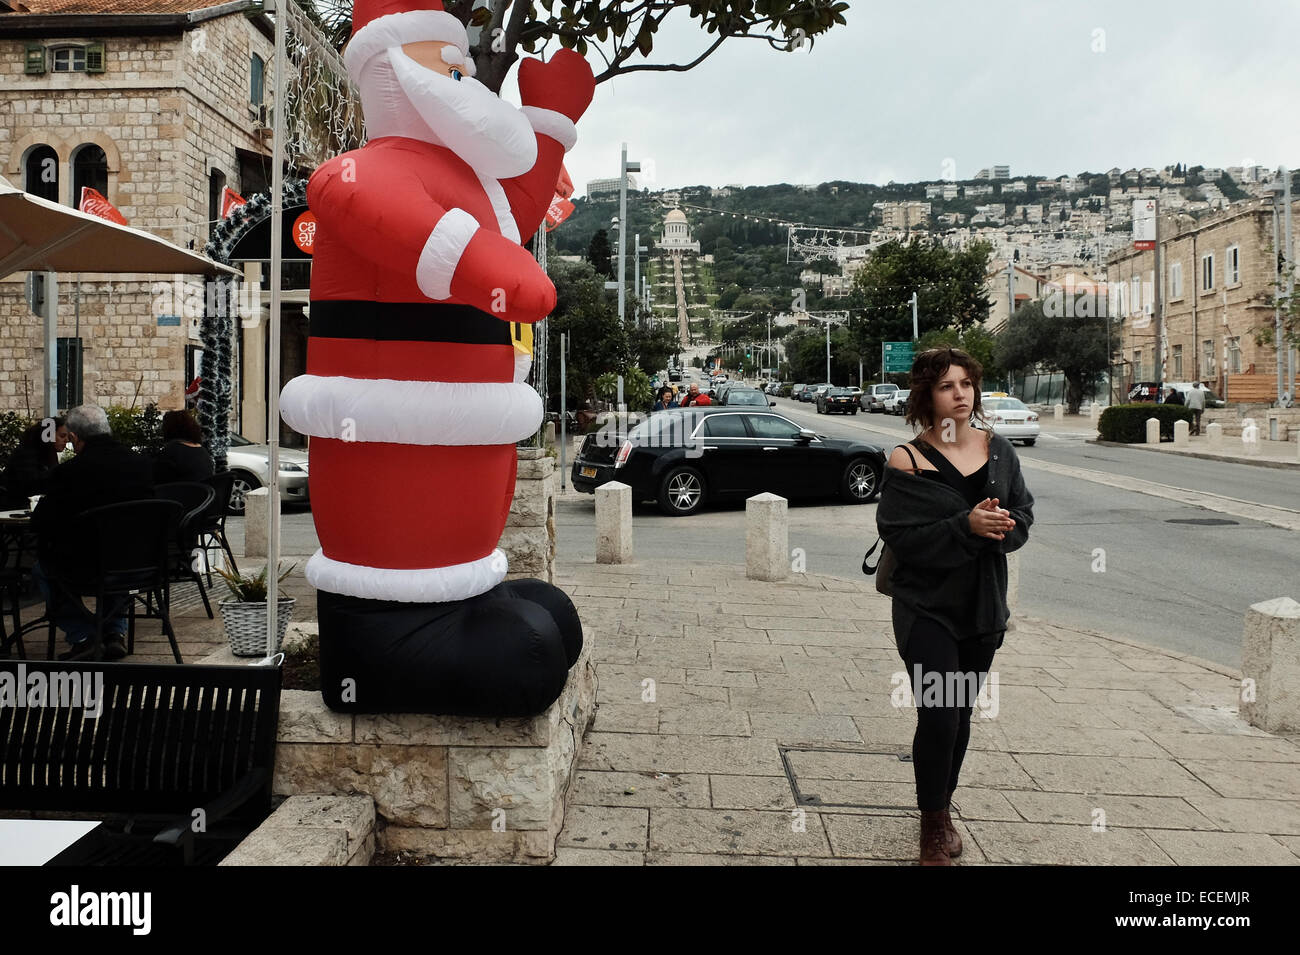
[901, 616, 998, 811]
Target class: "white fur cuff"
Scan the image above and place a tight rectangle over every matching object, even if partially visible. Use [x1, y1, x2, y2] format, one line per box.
[416, 208, 478, 301]
[307, 548, 507, 603]
[280, 374, 543, 446]
[520, 106, 577, 151]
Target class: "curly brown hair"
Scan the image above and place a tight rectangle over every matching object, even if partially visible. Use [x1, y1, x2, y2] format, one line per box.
[904, 346, 989, 432]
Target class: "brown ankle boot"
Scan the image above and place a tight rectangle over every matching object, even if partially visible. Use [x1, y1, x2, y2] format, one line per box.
[919, 810, 953, 866]
[941, 808, 962, 858]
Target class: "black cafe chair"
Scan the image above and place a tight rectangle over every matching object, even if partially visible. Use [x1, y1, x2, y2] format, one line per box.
[45, 499, 184, 664]
[154, 482, 217, 619]
[197, 471, 240, 583]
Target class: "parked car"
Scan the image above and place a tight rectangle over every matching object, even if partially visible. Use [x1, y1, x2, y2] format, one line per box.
[816, 386, 859, 415]
[980, 397, 1040, 445]
[862, 383, 899, 412]
[802, 383, 833, 403]
[225, 433, 310, 514]
[883, 389, 911, 415]
[790, 383, 809, 401]
[1166, 382, 1226, 408]
[719, 387, 773, 408]
[569, 408, 885, 515]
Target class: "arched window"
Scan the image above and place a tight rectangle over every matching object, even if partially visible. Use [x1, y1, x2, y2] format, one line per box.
[71, 144, 108, 208]
[23, 144, 59, 202]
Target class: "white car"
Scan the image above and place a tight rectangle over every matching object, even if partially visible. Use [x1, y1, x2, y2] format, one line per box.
[883, 389, 910, 415]
[981, 397, 1040, 445]
[225, 434, 310, 514]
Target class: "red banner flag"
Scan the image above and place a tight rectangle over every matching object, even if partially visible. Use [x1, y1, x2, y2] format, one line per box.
[78, 187, 127, 225]
[544, 194, 576, 232]
[220, 186, 247, 219]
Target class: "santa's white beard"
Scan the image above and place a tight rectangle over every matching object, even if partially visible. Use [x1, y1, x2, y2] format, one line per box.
[367, 46, 536, 179]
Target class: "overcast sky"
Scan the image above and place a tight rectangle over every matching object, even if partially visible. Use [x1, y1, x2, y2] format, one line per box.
[506, 0, 1300, 196]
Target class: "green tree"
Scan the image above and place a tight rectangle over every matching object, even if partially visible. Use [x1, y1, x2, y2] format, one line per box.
[994, 297, 1110, 413]
[916, 324, 1002, 388]
[848, 238, 992, 374]
[308, 1, 851, 95]
[545, 259, 629, 409]
[587, 229, 613, 278]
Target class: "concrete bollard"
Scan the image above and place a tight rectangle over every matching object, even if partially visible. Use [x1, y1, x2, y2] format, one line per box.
[1241, 597, 1300, 733]
[245, 487, 269, 558]
[1173, 419, 1190, 446]
[745, 492, 788, 581]
[1089, 402, 1100, 424]
[595, 481, 633, 564]
[1145, 417, 1160, 444]
[543, 420, 556, 448]
[1206, 422, 1223, 447]
[1242, 418, 1260, 456]
[1053, 403, 1064, 422]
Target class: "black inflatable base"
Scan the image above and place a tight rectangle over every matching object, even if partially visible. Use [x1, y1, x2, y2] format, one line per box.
[316, 578, 584, 717]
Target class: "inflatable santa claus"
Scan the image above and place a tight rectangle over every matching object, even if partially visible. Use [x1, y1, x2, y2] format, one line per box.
[280, 0, 592, 716]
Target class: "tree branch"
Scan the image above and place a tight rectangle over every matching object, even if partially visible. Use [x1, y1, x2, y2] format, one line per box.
[595, 31, 727, 83]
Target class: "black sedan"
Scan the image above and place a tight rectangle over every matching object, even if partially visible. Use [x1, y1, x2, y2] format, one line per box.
[570, 408, 885, 516]
[816, 387, 859, 415]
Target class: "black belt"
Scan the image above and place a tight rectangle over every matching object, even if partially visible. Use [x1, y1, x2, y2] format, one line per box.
[309, 300, 512, 346]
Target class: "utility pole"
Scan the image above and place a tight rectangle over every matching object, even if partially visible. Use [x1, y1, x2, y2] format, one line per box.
[825, 319, 831, 384]
[1006, 258, 1014, 323]
[911, 290, 919, 339]
[1153, 199, 1164, 398]
[1285, 167, 1295, 399]
[559, 331, 568, 489]
[633, 232, 640, 327]
[1274, 186, 1283, 403]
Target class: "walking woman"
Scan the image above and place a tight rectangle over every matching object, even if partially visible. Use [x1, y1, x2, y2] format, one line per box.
[876, 347, 1034, 865]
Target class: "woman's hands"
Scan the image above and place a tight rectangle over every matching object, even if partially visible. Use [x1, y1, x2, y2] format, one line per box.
[968, 498, 1016, 540]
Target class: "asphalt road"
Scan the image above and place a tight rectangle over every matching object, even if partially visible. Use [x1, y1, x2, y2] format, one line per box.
[229, 388, 1300, 670]
[554, 395, 1300, 669]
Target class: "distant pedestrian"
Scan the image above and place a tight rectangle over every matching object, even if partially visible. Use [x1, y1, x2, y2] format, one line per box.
[1164, 387, 1183, 406]
[652, 387, 677, 412]
[876, 347, 1034, 865]
[1185, 381, 1206, 435]
[679, 383, 711, 407]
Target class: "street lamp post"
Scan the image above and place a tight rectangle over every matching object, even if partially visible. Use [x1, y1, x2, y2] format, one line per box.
[617, 142, 641, 326]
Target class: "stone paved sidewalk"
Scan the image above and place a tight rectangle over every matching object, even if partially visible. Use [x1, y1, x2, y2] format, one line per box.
[550, 558, 1300, 866]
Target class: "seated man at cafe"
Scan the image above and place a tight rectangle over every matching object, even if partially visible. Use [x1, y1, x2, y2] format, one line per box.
[31, 403, 155, 661]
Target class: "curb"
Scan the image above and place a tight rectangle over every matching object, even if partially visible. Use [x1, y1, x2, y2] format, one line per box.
[1090, 439, 1300, 470]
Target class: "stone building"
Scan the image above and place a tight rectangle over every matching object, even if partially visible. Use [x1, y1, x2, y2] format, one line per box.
[1107, 198, 1300, 402]
[0, 1, 274, 422]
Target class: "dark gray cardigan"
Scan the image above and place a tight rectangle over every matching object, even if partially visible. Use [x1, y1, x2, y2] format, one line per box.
[875, 432, 1034, 656]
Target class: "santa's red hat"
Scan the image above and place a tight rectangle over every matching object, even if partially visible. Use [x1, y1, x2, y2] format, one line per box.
[344, 0, 471, 83]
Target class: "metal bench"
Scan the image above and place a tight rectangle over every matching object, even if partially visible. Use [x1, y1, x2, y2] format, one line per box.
[0, 660, 281, 865]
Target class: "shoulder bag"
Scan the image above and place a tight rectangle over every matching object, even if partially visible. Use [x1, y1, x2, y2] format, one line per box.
[863, 444, 922, 596]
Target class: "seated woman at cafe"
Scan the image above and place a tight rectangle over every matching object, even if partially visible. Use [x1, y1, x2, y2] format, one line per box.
[2, 416, 67, 509]
[153, 410, 214, 484]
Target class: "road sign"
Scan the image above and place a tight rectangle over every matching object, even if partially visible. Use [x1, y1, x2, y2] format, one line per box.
[883, 341, 914, 373]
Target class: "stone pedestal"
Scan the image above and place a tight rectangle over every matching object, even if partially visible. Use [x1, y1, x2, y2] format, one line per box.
[1241, 418, 1260, 456]
[267, 642, 597, 864]
[1173, 419, 1190, 446]
[221, 795, 375, 866]
[746, 492, 788, 581]
[1053, 403, 1063, 422]
[595, 481, 633, 564]
[1206, 422, 1223, 447]
[1145, 418, 1160, 444]
[1089, 402, 1100, 424]
[500, 447, 556, 583]
[245, 487, 269, 558]
[1241, 597, 1300, 734]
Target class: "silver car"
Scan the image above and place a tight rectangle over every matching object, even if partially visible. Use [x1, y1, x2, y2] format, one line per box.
[225, 434, 310, 514]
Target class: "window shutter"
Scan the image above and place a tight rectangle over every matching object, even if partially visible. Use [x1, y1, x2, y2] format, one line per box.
[25, 44, 46, 74]
[85, 42, 105, 73]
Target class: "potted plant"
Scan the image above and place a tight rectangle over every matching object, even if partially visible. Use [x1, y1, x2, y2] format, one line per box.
[214, 562, 297, 657]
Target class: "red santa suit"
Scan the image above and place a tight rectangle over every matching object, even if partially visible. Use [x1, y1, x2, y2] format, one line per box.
[278, 0, 593, 715]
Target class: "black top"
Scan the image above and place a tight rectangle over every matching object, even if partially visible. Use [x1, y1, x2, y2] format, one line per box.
[1, 445, 55, 508]
[32, 434, 155, 584]
[154, 440, 215, 484]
